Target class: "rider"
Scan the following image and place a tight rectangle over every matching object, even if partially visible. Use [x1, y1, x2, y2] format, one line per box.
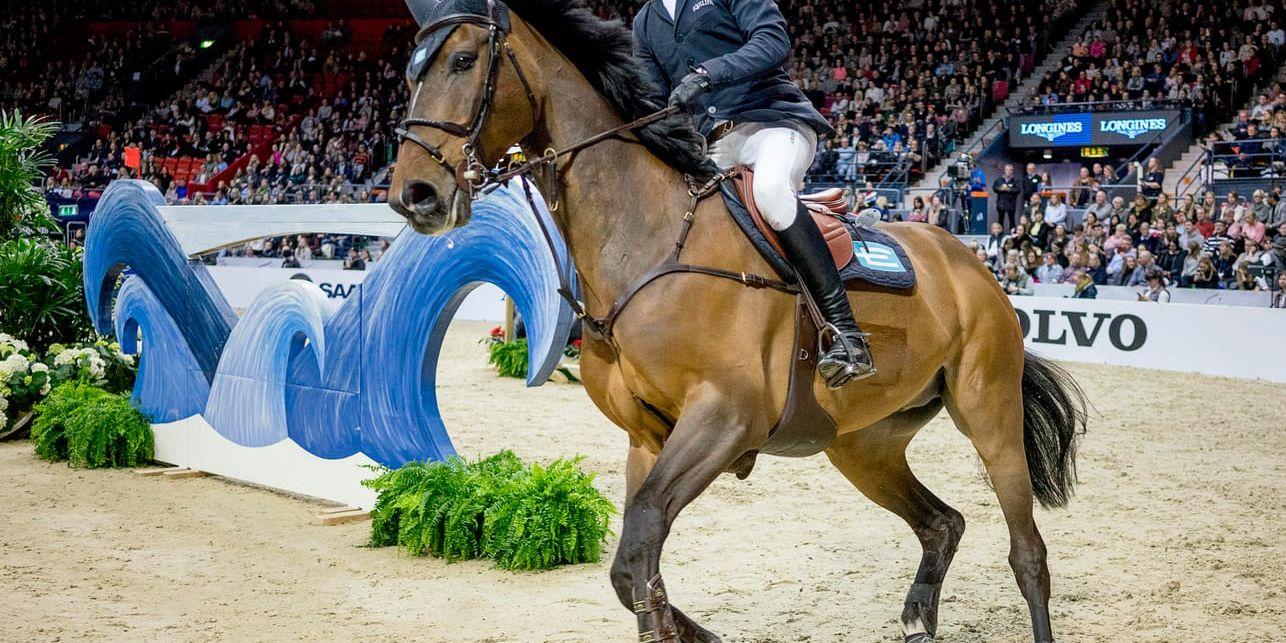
[632, 0, 875, 386]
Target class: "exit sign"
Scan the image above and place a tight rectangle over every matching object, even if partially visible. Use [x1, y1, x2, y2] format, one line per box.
[57, 204, 78, 218]
[1080, 146, 1109, 158]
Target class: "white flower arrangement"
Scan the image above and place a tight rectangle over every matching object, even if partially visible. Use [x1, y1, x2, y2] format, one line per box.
[0, 335, 138, 433]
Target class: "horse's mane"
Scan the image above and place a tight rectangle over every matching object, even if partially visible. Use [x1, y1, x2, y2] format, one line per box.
[505, 0, 714, 177]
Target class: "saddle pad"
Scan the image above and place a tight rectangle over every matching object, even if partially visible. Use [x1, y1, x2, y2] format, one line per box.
[840, 223, 917, 290]
[719, 178, 916, 291]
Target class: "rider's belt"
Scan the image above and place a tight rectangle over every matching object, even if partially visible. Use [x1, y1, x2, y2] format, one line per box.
[707, 121, 736, 144]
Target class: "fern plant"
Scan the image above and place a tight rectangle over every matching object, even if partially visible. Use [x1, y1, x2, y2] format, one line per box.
[30, 382, 152, 467]
[484, 457, 616, 570]
[364, 451, 524, 560]
[30, 381, 89, 461]
[486, 338, 529, 379]
[364, 451, 614, 571]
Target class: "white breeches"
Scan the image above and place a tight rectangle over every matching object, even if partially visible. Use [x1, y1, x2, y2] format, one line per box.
[708, 121, 818, 231]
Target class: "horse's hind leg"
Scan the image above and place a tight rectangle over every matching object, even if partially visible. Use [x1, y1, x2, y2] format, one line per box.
[826, 402, 965, 643]
[610, 394, 758, 643]
[943, 357, 1055, 642]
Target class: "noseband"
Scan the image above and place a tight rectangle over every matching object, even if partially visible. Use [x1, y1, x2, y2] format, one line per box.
[395, 0, 539, 197]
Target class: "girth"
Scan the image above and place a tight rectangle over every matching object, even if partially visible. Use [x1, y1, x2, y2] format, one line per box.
[538, 172, 837, 461]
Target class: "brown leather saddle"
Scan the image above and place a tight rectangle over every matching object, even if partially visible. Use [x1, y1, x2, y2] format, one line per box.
[728, 168, 855, 271]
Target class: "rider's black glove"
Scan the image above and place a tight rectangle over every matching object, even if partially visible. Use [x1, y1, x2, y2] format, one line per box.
[668, 70, 711, 112]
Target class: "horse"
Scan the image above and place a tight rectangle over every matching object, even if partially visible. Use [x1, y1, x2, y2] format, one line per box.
[388, 1, 1086, 641]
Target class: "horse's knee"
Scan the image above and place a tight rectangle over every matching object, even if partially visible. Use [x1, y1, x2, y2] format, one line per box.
[610, 498, 667, 607]
[609, 553, 636, 609]
[751, 173, 797, 231]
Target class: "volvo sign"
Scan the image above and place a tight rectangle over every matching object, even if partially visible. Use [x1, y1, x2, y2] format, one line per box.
[1009, 110, 1183, 148]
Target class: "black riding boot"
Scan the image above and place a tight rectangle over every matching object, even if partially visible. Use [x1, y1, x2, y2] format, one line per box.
[776, 201, 876, 388]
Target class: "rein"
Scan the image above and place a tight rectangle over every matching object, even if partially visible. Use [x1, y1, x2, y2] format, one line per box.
[395, 0, 797, 345]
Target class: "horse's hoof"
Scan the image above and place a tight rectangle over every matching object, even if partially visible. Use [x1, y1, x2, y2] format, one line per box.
[671, 606, 722, 643]
[905, 634, 934, 643]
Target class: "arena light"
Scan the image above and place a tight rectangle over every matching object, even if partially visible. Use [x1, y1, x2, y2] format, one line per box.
[1042, 149, 1053, 160]
[199, 40, 216, 49]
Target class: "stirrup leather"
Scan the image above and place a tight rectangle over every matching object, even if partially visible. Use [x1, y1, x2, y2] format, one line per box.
[634, 573, 678, 643]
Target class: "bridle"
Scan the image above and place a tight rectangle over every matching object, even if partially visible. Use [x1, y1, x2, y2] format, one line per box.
[394, 0, 680, 203]
[395, 0, 539, 198]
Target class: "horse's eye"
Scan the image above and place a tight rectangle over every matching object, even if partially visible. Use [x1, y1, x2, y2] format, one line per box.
[451, 53, 477, 73]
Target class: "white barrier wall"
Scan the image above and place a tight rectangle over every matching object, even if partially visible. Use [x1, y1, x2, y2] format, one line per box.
[205, 265, 508, 321]
[204, 267, 1284, 381]
[1009, 296, 1286, 382]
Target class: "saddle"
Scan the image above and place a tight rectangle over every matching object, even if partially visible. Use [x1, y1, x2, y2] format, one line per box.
[721, 168, 917, 291]
[729, 168, 856, 270]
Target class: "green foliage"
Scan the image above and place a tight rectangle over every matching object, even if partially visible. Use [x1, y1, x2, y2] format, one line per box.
[29, 382, 85, 460]
[0, 111, 60, 241]
[363, 451, 614, 570]
[486, 338, 529, 379]
[0, 111, 90, 354]
[0, 238, 93, 353]
[30, 382, 152, 468]
[364, 451, 523, 559]
[484, 457, 616, 570]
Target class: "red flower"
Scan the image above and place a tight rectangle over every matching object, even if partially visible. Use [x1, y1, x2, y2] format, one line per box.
[490, 326, 504, 339]
[571, 339, 582, 348]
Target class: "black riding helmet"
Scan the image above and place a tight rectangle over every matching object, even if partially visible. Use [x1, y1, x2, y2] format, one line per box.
[405, 0, 511, 83]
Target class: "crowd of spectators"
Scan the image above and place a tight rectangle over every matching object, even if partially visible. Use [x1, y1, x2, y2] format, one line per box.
[23, 0, 1117, 212]
[43, 21, 413, 207]
[585, 0, 1083, 188]
[1210, 83, 1286, 176]
[0, 0, 315, 125]
[1024, 0, 1283, 134]
[25, 0, 1286, 279]
[798, 0, 1084, 187]
[976, 155, 1286, 296]
[1, 26, 186, 126]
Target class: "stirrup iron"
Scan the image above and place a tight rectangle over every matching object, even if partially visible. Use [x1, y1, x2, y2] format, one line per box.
[818, 325, 876, 388]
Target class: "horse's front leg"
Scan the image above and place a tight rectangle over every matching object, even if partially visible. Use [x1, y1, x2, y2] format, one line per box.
[610, 391, 758, 643]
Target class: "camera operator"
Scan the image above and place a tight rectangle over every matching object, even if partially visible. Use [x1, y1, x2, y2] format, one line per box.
[993, 164, 1021, 231]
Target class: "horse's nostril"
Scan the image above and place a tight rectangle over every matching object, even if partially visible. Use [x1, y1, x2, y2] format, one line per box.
[403, 181, 439, 210]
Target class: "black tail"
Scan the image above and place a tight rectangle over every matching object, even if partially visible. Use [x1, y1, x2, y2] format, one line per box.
[1020, 351, 1088, 508]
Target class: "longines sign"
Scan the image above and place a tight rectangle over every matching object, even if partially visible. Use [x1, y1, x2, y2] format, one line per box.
[1008, 296, 1286, 383]
[1009, 110, 1182, 148]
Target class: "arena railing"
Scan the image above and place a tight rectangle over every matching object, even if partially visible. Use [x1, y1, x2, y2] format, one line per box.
[1171, 138, 1285, 201]
[1008, 98, 1189, 116]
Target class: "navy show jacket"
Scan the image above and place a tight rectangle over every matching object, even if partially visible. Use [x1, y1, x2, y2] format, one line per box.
[632, 0, 834, 139]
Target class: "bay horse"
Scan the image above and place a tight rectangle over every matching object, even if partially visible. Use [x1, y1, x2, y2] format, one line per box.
[388, 1, 1086, 641]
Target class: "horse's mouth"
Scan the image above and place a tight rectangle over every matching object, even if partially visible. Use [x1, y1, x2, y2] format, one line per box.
[406, 189, 471, 235]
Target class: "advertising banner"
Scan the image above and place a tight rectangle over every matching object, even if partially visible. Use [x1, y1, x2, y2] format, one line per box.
[1009, 110, 1182, 148]
[1009, 296, 1286, 382]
